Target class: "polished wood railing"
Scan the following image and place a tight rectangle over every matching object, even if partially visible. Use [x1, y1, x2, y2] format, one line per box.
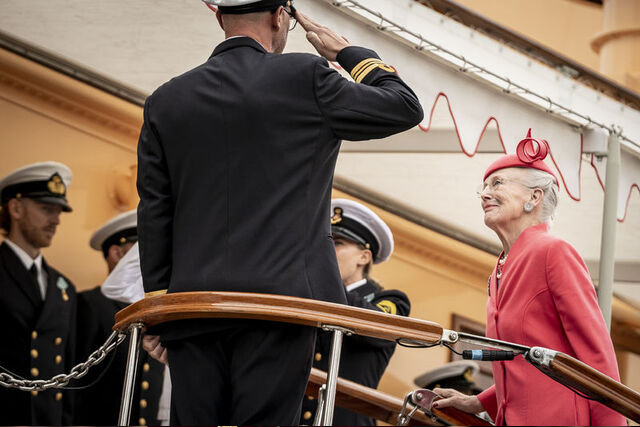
[113, 291, 443, 343]
[531, 351, 640, 423]
[114, 291, 640, 424]
[306, 368, 492, 426]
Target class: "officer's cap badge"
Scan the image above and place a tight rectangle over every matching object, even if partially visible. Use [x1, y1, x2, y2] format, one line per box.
[47, 173, 66, 196]
[331, 207, 343, 225]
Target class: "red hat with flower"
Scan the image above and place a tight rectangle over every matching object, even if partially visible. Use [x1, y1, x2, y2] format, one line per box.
[483, 129, 558, 184]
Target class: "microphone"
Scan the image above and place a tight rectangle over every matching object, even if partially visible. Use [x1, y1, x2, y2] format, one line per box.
[463, 350, 515, 361]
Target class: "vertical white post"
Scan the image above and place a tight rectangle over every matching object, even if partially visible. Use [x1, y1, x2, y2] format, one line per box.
[597, 128, 621, 331]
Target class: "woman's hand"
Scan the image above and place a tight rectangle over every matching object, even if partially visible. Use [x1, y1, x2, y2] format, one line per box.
[432, 388, 485, 414]
[142, 334, 169, 366]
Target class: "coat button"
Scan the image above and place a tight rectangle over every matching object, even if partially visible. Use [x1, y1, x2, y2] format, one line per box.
[303, 411, 312, 420]
[31, 391, 38, 397]
[55, 337, 62, 345]
[30, 349, 38, 359]
[143, 363, 150, 372]
[31, 331, 38, 340]
[141, 381, 149, 390]
[139, 417, 146, 426]
[55, 355, 62, 364]
[31, 367, 39, 377]
[314, 352, 322, 362]
[56, 392, 63, 401]
[140, 399, 147, 408]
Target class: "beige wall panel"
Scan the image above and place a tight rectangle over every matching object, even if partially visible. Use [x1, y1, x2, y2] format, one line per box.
[0, 97, 138, 289]
[0, 48, 141, 291]
[623, 352, 640, 392]
[455, 0, 602, 71]
[592, 0, 640, 91]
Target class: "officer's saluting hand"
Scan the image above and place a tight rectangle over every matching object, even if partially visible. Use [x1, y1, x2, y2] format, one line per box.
[296, 11, 349, 60]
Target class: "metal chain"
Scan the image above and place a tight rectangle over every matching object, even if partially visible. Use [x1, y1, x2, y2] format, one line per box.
[0, 331, 126, 392]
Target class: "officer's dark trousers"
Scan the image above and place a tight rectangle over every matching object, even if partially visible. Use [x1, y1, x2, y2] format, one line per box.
[166, 321, 316, 425]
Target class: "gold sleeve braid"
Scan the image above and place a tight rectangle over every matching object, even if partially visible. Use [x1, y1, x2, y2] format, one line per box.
[350, 58, 396, 83]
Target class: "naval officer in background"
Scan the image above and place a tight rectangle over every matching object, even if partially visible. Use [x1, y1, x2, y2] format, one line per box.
[135, 0, 423, 424]
[75, 210, 165, 426]
[0, 161, 77, 425]
[301, 199, 410, 425]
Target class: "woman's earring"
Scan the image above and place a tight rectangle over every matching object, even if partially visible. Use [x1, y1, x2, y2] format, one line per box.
[524, 201, 534, 212]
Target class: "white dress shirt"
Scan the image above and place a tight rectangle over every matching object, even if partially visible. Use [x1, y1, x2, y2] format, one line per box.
[4, 238, 47, 299]
[345, 278, 367, 293]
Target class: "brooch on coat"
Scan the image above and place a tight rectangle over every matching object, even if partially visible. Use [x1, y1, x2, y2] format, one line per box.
[56, 277, 69, 301]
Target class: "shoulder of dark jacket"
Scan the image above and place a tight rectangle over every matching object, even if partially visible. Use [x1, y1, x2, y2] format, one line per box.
[43, 260, 77, 292]
[78, 285, 126, 310]
[371, 288, 410, 317]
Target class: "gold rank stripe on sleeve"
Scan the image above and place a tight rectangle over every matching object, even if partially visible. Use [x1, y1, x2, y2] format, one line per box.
[350, 58, 382, 79]
[351, 59, 383, 83]
[356, 63, 397, 83]
[350, 58, 396, 84]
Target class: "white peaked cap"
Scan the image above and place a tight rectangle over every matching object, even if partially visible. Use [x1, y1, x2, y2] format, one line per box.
[330, 198, 394, 264]
[90, 209, 137, 251]
[0, 161, 73, 212]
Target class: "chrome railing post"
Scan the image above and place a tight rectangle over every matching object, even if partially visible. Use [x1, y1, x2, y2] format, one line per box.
[118, 323, 144, 426]
[319, 325, 353, 426]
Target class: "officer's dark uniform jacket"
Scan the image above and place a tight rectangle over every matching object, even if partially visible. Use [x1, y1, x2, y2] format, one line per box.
[75, 286, 164, 426]
[301, 279, 410, 425]
[137, 37, 423, 332]
[136, 36, 422, 424]
[0, 241, 77, 425]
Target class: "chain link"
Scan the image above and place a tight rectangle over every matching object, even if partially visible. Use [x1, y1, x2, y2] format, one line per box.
[0, 331, 126, 392]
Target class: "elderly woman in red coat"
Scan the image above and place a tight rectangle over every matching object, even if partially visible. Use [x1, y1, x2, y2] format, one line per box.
[433, 130, 626, 426]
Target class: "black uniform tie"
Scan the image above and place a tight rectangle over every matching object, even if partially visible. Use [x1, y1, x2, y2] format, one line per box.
[29, 264, 41, 298]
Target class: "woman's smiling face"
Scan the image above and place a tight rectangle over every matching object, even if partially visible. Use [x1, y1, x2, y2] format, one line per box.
[479, 167, 532, 230]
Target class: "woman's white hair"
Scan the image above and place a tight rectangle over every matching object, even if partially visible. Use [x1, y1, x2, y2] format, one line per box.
[522, 168, 559, 224]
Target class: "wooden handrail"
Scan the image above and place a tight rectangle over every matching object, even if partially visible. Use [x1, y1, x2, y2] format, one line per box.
[114, 291, 640, 422]
[306, 368, 492, 426]
[535, 352, 640, 422]
[113, 292, 443, 344]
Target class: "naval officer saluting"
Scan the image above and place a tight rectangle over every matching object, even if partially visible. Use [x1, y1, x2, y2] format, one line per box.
[0, 161, 77, 425]
[301, 199, 410, 425]
[75, 210, 165, 426]
[136, 0, 423, 424]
